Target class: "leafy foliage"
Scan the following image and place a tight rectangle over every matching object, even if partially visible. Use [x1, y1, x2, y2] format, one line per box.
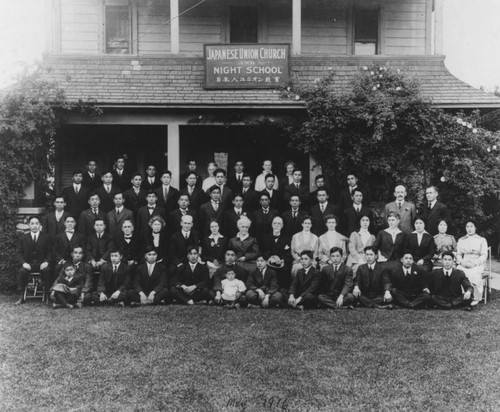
[281, 65, 500, 237]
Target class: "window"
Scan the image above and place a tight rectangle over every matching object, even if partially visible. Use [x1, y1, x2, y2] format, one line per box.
[105, 5, 131, 54]
[229, 6, 258, 43]
[354, 8, 379, 55]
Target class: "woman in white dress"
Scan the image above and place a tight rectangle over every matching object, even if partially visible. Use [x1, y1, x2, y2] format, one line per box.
[290, 216, 319, 277]
[456, 221, 488, 306]
[318, 214, 348, 268]
[346, 215, 375, 275]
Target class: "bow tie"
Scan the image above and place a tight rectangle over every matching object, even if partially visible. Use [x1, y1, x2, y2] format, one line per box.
[66, 230, 74, 234]
[148, 206, 155, 209]
[124, 236, 132, 239]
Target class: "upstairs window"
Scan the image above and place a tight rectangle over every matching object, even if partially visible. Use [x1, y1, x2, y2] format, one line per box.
[105, 5, 131, 54]
[229, 6, 258, 43]
[354, 8, 379, 55]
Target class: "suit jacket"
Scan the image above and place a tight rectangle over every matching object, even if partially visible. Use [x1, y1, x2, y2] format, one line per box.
[246, 267, 279, 294]
[53, 232, 86, 264]
[85, 232, 113, 262]
[289, 266, 321, 297]
[215, 185, 233, 210]
[422, 201, 453, 236]
[133, 262, 167, 294]
[95, 185, 121, 213]
[168, 230, 201, 267]
[106, 207, 134, 238]
[97, 261, 131, 294]
[211, 264, 248, 292]
[226, 173, 244, 194]
[404, 232, 437, 266]
[111, 169, 131, 192]
[114, 234, 142, 264]
[282, 209, 308, 239]
[123, 187, 148, 216]
[261, 233, 292, 265]
[338, 185, 370, 216]
[141, 176, 162, 192]
[385, 201, 416, 234]
[252, 208, 280, 245]
[241, 188, 259, 213]
[199, 201, 226, 238]
[78, 208, 107, 238]
[179, 172, 202, 189]
[320, 263, 354, 296]
[355, 263, 391, 297]
[168, 209, 198, 235]
[16, 232, 52, 265]
[310, 202, 338, 236]
[136, 205, 166, 240]
[428, 267, 472, 297]
[179, 186, 207, 211]
[373, 230, 406, 262]
[258, 189, 282, 212]
[82, 171, 101, 191]
[62, 185, 90, 219]
[201, 235, 228, 263]
[388, 263, 426, 296]
[283, 183, 310, 208]
[343, 205, 373, 236]
[309, 188, 332, 207]
[228, 236, 259, 262]
[74, 261, 94, 293]
[51, 271, 86, 294]
[172, 262, 209, 290]
[42, 211, 69, 239]
[222, 209, 247, 239]
[154, 185, 179, 215]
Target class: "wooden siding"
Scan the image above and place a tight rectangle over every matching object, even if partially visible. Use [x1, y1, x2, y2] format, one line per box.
[137, 0, 171, 54]
[60, 0, 100, 54]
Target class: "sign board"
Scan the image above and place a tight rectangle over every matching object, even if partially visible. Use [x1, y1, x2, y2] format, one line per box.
[204, 43, 290, 89]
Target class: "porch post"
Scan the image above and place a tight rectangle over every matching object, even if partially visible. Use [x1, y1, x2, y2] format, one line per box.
[168, 123, 180, 187]
[292, 0, 301, 55]
[309, 154, 322, 191]
[433, 0, 444, 54]
[171, 0, 179, 54]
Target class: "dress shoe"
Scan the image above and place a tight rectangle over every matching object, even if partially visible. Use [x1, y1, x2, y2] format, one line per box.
[14, 298, 25, 306]
[53, 303, 64, 309]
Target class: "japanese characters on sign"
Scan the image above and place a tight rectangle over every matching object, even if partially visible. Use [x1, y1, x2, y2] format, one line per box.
[204, 44, 290, 89]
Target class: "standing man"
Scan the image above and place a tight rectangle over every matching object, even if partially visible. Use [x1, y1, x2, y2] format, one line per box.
[282, 195, 307, 239]
[226, 160, 245, 193]
[343, 189, 373, 236]
[82, 160, 101, 190]
[78, 193, 107, 238]
[199, 185, 226, 238]
[202, 162, 218, 192]
[384, 185, 416, 234]
[62, 170, 89, 220]
[154, 170, 179, 216]
[309, 175, 329, 206]
[180, 171, 207, 211]
[284, 168, 309, 208]
[136, 191, 166, 241]
[213, 168, 233, 210]
[42, 196, 69, 240]
[180, 159, 202, 189]
[141, 164, 161, 192]
[422, 186, 453, 236]
[338, 173, 370, 216]
[252, 192, 280, 246]
[53, 215, 86, 272]
[318, 247, 355, 309]
[255, 160, 279, 192]
[123, 172, 147, 217]
[241, 174, 259, 214]
[95, 170, 120, 213]
[111, 156, 130, 192]
[259, 174, 282, 212]
[85, 218, 113, 271]
[310, 188, 337, 236]
[168, 194, 198, 236]
[222, 193, 246, 239]
[106, 192, 134, 238]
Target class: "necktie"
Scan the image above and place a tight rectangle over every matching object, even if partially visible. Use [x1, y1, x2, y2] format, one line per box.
[236, 210, 241, 216]
[296, 184, 299, 190]
[33, 234, 37, 243]
[184, 232, 189, 240]
[213, 202, 218, 211]
[189, 187, 193, 195]
[106, 185, 110, 194]
[149, 178, 153, 184]
[320, 204, 325, 213]
[164, 187, 168, 202]
[93, 208, 98, 216]
[75, 185, 79, 196]
[368, 266, 374, 289]
[148, 265, 152, 276]
[356, 206, 360, 212]
[428, 202, 432, 209]
[293, 211, 297, 219]
[113, 265, 117, 274]
[398, 202, 402, 211]
[238, 175, 241, 182]
[243, 188, 247, 194]
[334, 266, 338, 274]
[116, 209, 120, 216]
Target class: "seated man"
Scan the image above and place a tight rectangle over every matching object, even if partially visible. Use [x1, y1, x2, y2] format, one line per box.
[246, 255, 282, 308]
[387, 251, 430, 309]
[428, 251, 473, 310]
[92, 249, 131, 306]
[210, 249, 248, 305]
[85, 218, 113, 271]
[318, 247, 355, 309]
[288, 250, 321, 310]
[168, 214, 200, 273]
[353, 246, 393, 308]
[170, 247, 210, 305]
[15, 216, 52, 305]
[114, 220, 142, 269]
[128, 247, 169, 306]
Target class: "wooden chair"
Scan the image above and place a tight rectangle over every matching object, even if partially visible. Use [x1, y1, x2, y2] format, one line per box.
[482, 246, 492, 304]
[23, 272, 47, 303]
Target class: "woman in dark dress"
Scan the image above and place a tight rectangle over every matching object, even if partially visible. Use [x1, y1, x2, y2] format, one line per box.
[373, 211, 406, 271]
[404, 218, 437, 273]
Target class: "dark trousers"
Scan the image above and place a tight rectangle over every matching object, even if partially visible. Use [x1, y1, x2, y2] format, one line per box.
[289, 293, 318, 309]
[53, 291, 78, 306]
[170, 287, 210, 304]
[357, 294, 387, 308]
[222, 295, 247, 307]
[318, 292, 355, 309]
[246, 290, 283, 308]
[90, 291, 128, 305]
[127, 289, 170, 305]
[431, 294, 472, 309]
[392, 290, 430, 309]
[17, 265, 52, 295]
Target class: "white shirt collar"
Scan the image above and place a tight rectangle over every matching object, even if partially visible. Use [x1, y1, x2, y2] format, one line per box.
[237, 233, 250, 241]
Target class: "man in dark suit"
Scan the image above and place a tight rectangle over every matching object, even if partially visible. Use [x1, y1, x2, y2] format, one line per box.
[170, 247, 210, 304]
[154, 170, 179, 216]
[387, 251, 430, 309]
[199, 185, 226, 238]
[141, 164, 162, 192]
[114, 219, 141, 268]
[252, 192, 280, 246]
[128, 247, 169, 305]
[288, 250, 321, 309]
[226, 160, 245, 194]
[82, 160, 101, 191]
[422, 186, 453, 236]
[168, 194, 198, 237]
[179, 172, 206, 212]
[428, 251, 473, 310]
[212, 168, 233, 211]
[42, 196, 69, 240]
[343, 188, 373, 236]
[179, 159, 202, 190]
[338, 173, 370, 217]
[284, 168, 309, 209]
[123, 172, 147, 217]
[53, 216, 86, 271]
[246, 255, 282, 308]
[111, 156, 131, 193]
[222, 193, 245, 239]
[309, 174, 329, 207]
[78, 193, 107, 238]
[106, 192, 134, 238]
[282, 195, 307, 238]
[136, 192, 166, 241]
[85, 218, 113, 270]
[310, 188, 337, 236]
[241, 174, 259, 214]
[353, 246, 393, 308]
[95, 171, 121, 213]
[62, 170, 90, 220]
[384, 185, 416, 234]
[168, 215, 200, 272]
[15, 216, 52, 305]
[210, 249, 248, 304]
[318, 247, 355, 309]
[92, 249, 131, 306]
[259, 174, 282, 212]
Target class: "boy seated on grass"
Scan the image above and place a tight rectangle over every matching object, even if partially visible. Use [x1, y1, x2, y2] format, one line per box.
[92, 249, 131, 307]
[221, 270, 247, 309]
[50, 263, 86, 309]
[288, 250, 321, 310]
[246, 255, 282, 308]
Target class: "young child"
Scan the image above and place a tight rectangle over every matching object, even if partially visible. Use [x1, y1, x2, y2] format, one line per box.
[221, 270, 246, 309]
[50, 263, 86, 309]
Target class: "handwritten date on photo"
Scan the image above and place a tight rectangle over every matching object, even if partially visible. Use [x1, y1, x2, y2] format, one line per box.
[226, 394, 290, 411]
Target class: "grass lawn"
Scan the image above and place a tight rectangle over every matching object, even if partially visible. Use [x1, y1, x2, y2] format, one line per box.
[1, 294, 500, 412]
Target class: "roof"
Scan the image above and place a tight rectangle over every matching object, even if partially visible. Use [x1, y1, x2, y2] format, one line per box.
[38, 54, 500, 110]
